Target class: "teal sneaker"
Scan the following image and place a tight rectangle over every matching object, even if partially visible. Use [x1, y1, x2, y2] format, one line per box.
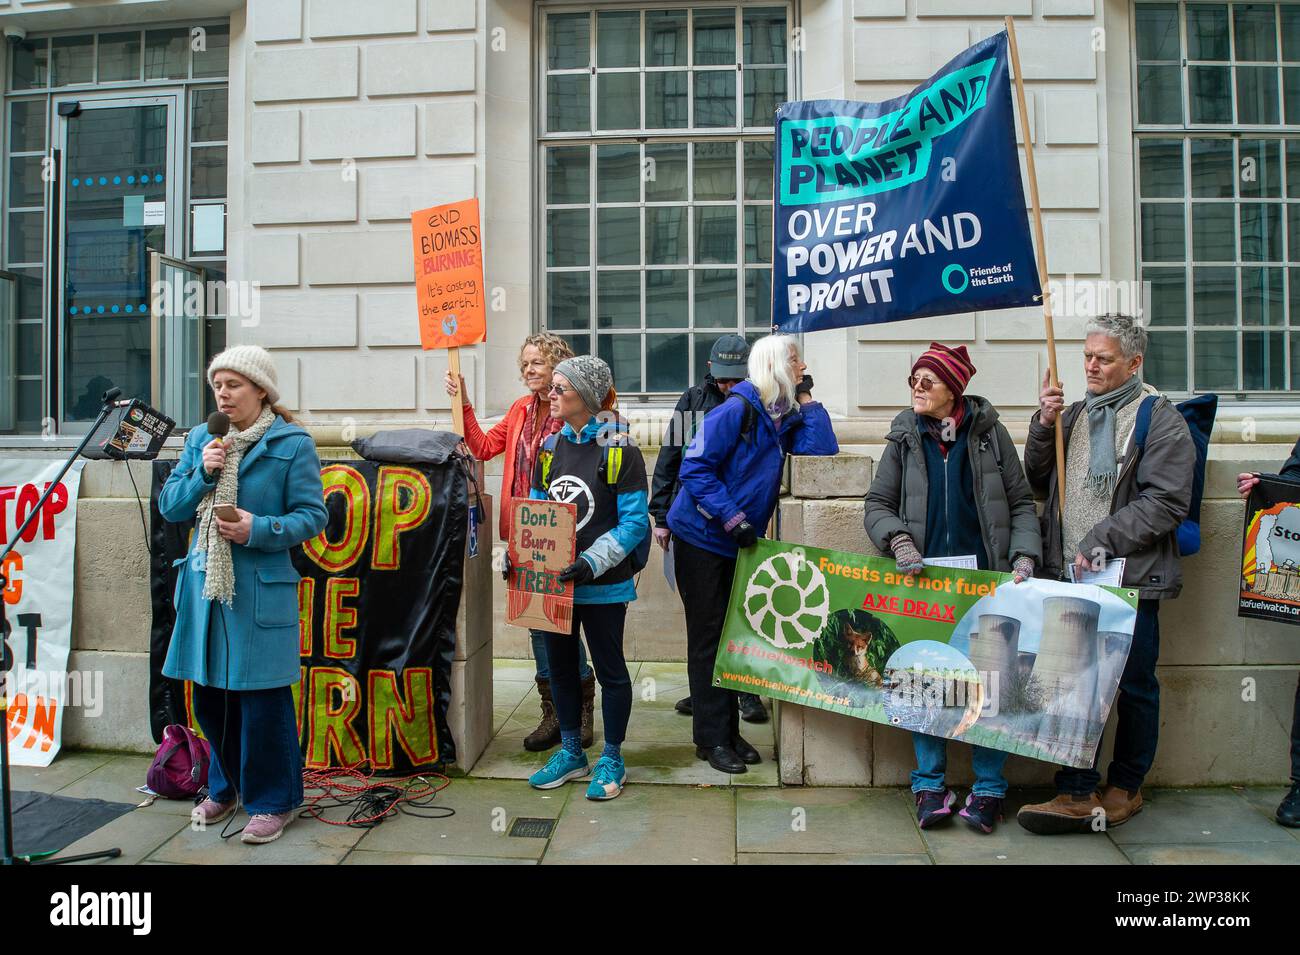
[528, 748, 589, 790]
[585, 755, 627, 801]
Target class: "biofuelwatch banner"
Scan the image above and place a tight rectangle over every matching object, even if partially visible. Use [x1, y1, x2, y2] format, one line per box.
[773, 31, 1041, 334]
[714, 540, 1139, 768]
[1239, 475, 1300, 626]
[149, 459, 465, 772]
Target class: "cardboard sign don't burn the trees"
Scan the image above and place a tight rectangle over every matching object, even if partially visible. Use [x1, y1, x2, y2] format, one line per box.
[506, 499, 577, 633]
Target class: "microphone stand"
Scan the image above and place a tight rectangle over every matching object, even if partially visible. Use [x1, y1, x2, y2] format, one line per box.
[1, 389, 124, 864]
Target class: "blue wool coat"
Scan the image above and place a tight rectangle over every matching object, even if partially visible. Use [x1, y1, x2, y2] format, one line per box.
[160, 417, 328, 691]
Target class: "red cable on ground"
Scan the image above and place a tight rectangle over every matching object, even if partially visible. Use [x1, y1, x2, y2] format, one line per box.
[298, 761, 454, 829]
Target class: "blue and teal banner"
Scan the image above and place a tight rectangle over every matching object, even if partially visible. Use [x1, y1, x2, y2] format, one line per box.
[773, 31, 1041, 334]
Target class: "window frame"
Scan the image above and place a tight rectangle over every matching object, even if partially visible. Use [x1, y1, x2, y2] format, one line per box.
[534, 1, 798, 401]
[1132, 1, 1300, 398]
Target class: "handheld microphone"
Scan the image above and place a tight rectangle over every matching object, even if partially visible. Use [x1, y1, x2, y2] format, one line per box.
[207, 411, 231, 439]
[100, 386, 122, 406]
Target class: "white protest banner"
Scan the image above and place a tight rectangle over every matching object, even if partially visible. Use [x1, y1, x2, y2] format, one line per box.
[1, 459, 84, 766]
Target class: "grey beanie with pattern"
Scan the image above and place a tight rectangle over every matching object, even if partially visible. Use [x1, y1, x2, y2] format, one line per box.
[553, 355, 613, 414]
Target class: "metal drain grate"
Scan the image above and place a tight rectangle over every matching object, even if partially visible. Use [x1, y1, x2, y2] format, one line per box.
[508, 816, 556, 839]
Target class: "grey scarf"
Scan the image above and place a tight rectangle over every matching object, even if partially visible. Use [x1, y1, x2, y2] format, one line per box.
[194, 406, 276, 605]
[1083, 374, 1143, 498]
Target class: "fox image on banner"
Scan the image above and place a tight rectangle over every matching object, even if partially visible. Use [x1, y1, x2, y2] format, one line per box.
[773, 31, 1041, 334]
[714, 540, 1140, 769]
[1240, 475, 1300, 624]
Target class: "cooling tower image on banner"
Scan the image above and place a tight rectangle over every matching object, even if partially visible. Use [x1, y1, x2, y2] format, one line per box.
[949, 578, 1137, 767]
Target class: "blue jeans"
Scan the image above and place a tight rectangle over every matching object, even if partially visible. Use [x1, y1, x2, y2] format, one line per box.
[531, 628, 591, 682]
[192, 682, 303, 816]
[1056, 599, 1161, 796]
[911, 732, 1009, 798]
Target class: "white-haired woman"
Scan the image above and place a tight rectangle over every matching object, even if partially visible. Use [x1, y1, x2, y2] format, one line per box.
[666, 334, 838, 773]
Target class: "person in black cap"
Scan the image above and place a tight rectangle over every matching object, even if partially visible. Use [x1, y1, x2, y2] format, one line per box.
[649, 335, 767, 725]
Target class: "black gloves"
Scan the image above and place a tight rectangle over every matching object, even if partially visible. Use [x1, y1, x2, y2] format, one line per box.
[729, 520, 758, 549]
[558, 558, 595, 585]
[499, 552, 512, 582]
[795, 374, 814, 400]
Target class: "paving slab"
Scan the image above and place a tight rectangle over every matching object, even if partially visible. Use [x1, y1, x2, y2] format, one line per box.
[543, 783, 735, 864]
[739, 851, 931, 864]
[469, 734, 555, 780]
[51, 808, 191, 865]
[492, 659, 539, 682]
[7, 751, 114, 793]
[343, 849, 536, 864]
[1120, 841, 1300, 864]
[54, 755, 194, 816]
[147, 810, 367, 864]
[735, 787, 928, 856]
[1105, 788, 1294, 846]
[620, 741, 731, 785]
[493, 679, 535, 709]
[354, 777, 570, 861]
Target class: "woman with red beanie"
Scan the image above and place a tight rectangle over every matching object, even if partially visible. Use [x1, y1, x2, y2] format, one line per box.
[864, 342, 1041, 835]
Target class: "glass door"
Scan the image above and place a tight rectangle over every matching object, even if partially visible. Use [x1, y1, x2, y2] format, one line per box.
[54, 93, 181, 429]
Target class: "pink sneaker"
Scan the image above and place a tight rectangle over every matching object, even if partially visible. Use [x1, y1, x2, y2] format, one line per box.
[240, 811, 295, 844]
[190, 798, 236, 827]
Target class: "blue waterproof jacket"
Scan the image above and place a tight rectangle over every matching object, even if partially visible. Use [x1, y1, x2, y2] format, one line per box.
[666, 379, 838, 558]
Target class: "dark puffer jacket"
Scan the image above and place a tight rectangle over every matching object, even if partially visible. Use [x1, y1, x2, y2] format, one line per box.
[863, 395, 1041, 572]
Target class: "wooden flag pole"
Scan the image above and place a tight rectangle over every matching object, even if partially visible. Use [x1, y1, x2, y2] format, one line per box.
[1005, 16, 1066, 516]
[448, 345, 465, 436]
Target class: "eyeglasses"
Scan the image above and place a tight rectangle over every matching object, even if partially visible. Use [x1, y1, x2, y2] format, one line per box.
[547, 383, 571, 395]
[907, 375, 941, 392]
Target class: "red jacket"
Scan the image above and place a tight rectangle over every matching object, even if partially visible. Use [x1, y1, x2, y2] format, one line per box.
[462, 394, 554, 541]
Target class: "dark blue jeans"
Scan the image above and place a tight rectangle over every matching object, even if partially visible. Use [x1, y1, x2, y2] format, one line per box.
[192, 682, 304, 816]
[1056, 599, 1161, 796]
[544, 602, 631, 747]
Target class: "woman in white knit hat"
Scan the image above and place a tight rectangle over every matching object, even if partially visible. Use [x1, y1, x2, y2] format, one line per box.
[158, 344, 327, 845]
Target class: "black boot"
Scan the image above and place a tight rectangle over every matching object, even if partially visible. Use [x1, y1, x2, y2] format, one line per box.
[737, 692, 768, 724]
[523, 678, 560, 752]
[695, 744, 746, 774]
[674, 696, 692, 715]
[1278, 782, 1300, 828]
[732, 735, 761, 765]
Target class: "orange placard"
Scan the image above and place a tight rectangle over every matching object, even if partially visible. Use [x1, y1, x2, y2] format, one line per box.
[410, 198, 486, 349]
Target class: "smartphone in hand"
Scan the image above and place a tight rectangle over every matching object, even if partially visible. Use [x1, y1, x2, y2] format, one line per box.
[213, 503, 240, 522]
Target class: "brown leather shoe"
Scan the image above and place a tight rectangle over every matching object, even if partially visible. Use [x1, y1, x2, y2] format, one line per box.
[579, 673, 596, 749]
[1100, 784, 1143, 827]
[523, 678, 560, 752]
[1016, 792, 1105, 835]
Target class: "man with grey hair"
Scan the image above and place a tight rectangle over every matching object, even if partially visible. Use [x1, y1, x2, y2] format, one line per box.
[1017, 313, 1195, 835]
